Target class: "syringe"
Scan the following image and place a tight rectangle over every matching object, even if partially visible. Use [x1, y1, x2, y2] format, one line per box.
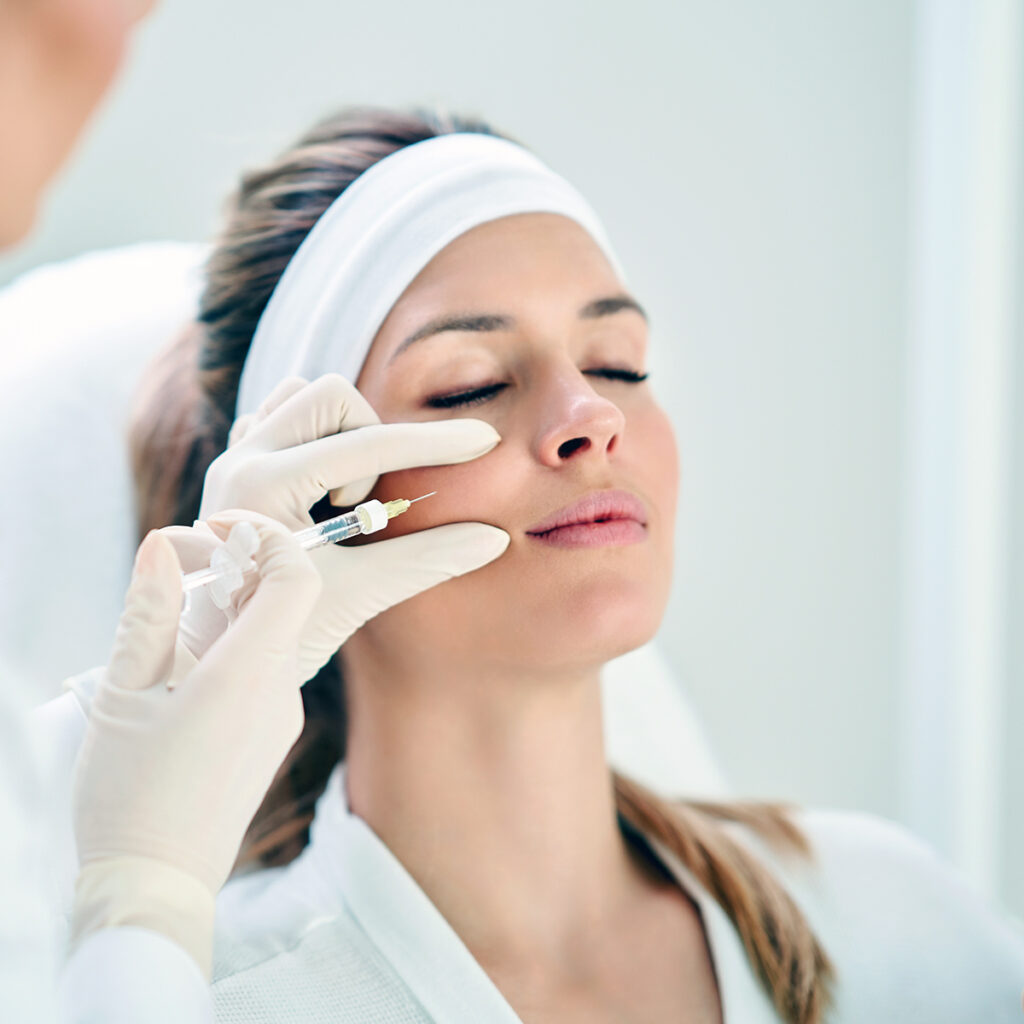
[181, 492, 436, 595]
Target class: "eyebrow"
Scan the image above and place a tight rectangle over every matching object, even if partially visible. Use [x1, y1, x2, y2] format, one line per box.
[387, 294, 648, 365]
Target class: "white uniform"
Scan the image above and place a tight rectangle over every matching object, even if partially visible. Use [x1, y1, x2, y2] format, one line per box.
[2, 674, 213, 1023]
[208, 762, 1024, 1023]
[33, 687, 1024, 1023]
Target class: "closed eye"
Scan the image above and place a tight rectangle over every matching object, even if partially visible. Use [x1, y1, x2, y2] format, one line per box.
[424, 368, 649, 410]
[426, 382, 509, 409]
[586, 368, 649, 384]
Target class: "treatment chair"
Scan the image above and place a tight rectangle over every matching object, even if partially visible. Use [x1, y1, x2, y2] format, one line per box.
[0, 243, 729, 800]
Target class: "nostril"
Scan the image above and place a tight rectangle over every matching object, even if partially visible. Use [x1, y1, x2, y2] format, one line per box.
[557, 437, 589, 459]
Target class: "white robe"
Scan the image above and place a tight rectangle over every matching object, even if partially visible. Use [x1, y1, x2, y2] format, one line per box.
[211, 762, 1024, 1023]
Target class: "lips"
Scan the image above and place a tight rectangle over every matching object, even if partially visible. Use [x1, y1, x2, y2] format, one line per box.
[526, 489, 648, 545]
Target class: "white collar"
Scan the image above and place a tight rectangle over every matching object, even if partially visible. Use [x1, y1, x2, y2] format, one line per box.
[298, 762, 780, 1024]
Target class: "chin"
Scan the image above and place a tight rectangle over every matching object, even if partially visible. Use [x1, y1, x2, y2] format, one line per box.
[353, 552, 671, 675]
[541, 571, 669, 667]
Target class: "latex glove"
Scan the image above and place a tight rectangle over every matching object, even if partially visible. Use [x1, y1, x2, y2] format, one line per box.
[70, 518, 321, 980]
[192, 372, 510, 680]
[160, 520, 235, 660]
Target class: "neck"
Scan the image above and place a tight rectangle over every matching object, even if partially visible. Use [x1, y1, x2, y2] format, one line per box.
[342, 646, 651, 971]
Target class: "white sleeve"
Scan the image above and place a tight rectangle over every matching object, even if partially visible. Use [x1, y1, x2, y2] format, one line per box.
[28, 686, 93, 936]
[58, 927, 213, 1024]
[0, 669, 61, 1022]
[2, 670, 215, 1023]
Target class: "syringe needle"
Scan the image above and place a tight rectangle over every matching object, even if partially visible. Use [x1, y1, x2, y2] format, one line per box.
[408, 491, 437, 504]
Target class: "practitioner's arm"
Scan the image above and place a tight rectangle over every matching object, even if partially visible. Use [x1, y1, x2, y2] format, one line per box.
[66, 518, 322, 982]
[18, 518, 316, 1023]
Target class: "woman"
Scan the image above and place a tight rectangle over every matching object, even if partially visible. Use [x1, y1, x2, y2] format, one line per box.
[132, 106, 1024, 1022]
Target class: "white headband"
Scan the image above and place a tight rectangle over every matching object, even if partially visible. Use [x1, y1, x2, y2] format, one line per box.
[235, 132, 625, 418]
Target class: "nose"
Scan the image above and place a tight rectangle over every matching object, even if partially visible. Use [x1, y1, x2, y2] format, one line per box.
[533, 368, 625, 467]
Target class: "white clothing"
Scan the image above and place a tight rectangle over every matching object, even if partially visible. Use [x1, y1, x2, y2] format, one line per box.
[56, 928, 213, 1023]
[1, 674, 212, 1023]
[1, 662, 60, 1021]
[210, 763, 1024, 1023]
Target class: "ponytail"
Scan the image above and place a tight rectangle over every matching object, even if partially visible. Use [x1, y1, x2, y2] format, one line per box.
[614, 771, 836, 1023]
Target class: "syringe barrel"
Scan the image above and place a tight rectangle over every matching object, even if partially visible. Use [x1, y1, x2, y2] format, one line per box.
[181, 497, 413, 595]
[294, 509, 365, 549]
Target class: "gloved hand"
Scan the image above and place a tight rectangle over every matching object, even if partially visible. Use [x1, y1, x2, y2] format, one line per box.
[70, 517, 322, 980]
[187, 372, 510, 678]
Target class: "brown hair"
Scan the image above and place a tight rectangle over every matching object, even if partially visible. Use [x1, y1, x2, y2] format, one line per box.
[130, 105, 836, 1023]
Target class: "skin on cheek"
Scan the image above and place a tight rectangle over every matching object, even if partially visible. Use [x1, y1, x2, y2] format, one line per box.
[345, 411, 678, 666]
[645, 407, 680, 526]
[355, 400, 678, 557]
[365, 454, 510, 541]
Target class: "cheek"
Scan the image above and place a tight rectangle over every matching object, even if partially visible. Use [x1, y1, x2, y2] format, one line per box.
[363, 447, 513, 539]
[629, 404, 680, 523]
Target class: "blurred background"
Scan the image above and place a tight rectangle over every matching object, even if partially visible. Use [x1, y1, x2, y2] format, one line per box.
[1, 0, 1022, 916]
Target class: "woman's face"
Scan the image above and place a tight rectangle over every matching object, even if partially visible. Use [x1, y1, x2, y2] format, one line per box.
[0, 0, 156, 247]
[352, 212, 679, 676]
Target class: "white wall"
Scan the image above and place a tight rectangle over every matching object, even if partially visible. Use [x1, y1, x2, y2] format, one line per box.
[898, 0, 1023, 906]
[3, 1, 964, 887]
[1005, 213, 1024, 919]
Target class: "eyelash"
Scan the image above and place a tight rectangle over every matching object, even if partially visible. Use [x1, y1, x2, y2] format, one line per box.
[425, 368, 650, 409]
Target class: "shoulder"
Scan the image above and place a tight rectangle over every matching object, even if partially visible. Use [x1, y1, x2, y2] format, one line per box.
[724, 807, 1024, 1021]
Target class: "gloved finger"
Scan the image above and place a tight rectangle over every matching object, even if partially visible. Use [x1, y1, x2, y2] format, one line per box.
[227, 413, 256, 449]
[264, 418, 501, 511]
[205, 506, 298, 538]
[207, 522, 260, 610]
[179, 583, 231, 662]
[160, 522, 221, 574]
[325, 521, 510, 621]
[228, 376, 308, 448]
[255, 375, 310, 417]
[204, 510, 318, 622]
[201, 520, 322, 672]
[163, 523, 234, 659]
[327, 419, 501, 508]
[178, 515, 275, 647]
[107, 531, 184, 692]
[239, 373, 380, 454]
